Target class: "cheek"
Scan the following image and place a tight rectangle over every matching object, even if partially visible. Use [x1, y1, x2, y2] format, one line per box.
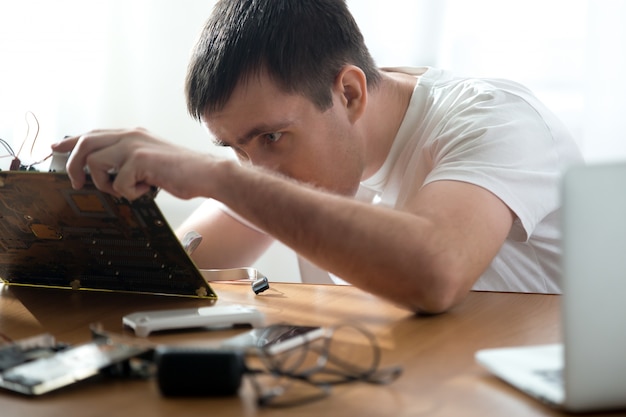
[284, 146, 362, 196]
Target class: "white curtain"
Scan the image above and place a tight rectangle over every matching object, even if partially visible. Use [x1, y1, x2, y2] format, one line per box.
[348, 0, 626, 163]
[1, 0, 623, 165]
[0, 0, 219, 170]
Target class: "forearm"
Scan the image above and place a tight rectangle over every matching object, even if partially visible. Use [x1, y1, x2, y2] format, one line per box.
[175, 199, 274, 269]
[52, 130, 501, 313]
[209, 161, 473, 313]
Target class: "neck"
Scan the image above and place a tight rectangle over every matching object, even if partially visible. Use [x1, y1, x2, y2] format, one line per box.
[360, 70, 417, 180]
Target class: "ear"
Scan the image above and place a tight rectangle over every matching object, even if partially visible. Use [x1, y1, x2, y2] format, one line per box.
[333, 65, 368, 124]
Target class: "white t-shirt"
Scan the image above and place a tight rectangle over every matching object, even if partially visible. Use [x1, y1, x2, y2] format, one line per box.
[354, 67, 583, 293]
[217, 67, 583, 293]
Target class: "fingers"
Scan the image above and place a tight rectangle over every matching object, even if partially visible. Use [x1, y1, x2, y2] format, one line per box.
[49, 128, 203, 201]
[51, 136, 79, 153]
[50, 128, 169, 201]
[113, 162, 153, 201]
[52, 129, 129, 190]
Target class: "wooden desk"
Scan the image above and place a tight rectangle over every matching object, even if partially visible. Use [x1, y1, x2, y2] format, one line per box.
[0, 282, 621, 417]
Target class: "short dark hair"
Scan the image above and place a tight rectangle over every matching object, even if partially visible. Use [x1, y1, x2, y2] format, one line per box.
[185, 0, 381, 121]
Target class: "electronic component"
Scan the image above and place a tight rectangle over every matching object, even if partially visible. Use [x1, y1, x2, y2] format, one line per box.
[252, 276, 270, 294]
[0, 339, 151, 395]
[48, 151, 69, 173]
[123, 304, 266, 337]
[0, 334, 68, 372]
[200, 267, 271, 294]
[155, 347, 246, 396]
[0, 171, 216, 299]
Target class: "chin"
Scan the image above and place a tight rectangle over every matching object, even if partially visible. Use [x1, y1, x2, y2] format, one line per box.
[296, 173, 360, 197]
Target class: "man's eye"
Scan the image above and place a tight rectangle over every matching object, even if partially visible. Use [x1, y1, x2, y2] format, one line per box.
[262, 132, 282, 145]
[213, 139, 230, 148]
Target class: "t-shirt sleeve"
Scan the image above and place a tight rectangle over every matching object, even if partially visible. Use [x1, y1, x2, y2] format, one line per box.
[421, 79, 579, 242]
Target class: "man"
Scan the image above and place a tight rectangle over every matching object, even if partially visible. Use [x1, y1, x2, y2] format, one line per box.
[52, 0, 582, 314]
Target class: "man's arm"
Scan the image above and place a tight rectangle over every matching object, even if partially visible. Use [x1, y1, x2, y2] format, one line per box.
[212, 161, 514, 313]
[175, 200, 274, 269]
[53, 129, 514, 314]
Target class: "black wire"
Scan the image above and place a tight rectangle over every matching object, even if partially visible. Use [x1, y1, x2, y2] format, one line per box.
[249, 372, 332, 408]
[0, 138, 16, 157]
[247, 322, 403, 408]
[57, 321, 401, 408]
[263, 323, 398, 384]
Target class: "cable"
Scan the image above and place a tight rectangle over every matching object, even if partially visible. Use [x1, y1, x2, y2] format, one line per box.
[3, 112, 51, 171]
[16, 111, 40, 160]
[71, 322, 401, 408]
[247, 322, 403, 407]
[0, 138, 16, 157]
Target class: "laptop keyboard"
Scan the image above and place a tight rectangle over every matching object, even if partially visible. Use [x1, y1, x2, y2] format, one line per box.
[534, 368, 563, 388]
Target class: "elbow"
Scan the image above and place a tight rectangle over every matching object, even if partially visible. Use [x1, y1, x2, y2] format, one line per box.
[409, 288, 461, 316]
[402, 262, 474, 315]
[412, 288, 464, 315]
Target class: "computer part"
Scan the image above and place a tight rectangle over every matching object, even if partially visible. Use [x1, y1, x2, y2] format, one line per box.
[0, 337, 150, 395]
[123, 304, 265, 337]
[0, 170, 216, 299]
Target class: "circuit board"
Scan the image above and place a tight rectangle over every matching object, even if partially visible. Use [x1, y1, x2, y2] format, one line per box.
[0, 171, 216, 299]
[0, 332, 151, 395]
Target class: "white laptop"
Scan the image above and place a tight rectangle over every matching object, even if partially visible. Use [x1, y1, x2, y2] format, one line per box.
[475, 161, 626, 413]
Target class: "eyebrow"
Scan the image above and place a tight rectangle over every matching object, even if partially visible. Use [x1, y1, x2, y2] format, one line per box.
[213, 121, 292, 147]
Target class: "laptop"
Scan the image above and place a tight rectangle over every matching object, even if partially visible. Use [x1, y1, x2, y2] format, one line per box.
[475, 161, 626, 413]
[0, 169, 217, 299]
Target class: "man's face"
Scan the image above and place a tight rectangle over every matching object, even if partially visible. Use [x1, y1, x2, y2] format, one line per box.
[202, 73, 365, 196]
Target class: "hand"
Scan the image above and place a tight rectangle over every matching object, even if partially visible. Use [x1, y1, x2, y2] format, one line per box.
[51, 128, 213, 201]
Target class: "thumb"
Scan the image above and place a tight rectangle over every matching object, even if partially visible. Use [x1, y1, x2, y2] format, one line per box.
[51, 135, 79, 153]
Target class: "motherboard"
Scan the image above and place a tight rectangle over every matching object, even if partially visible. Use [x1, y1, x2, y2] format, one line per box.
[0, 171, 215, 299]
